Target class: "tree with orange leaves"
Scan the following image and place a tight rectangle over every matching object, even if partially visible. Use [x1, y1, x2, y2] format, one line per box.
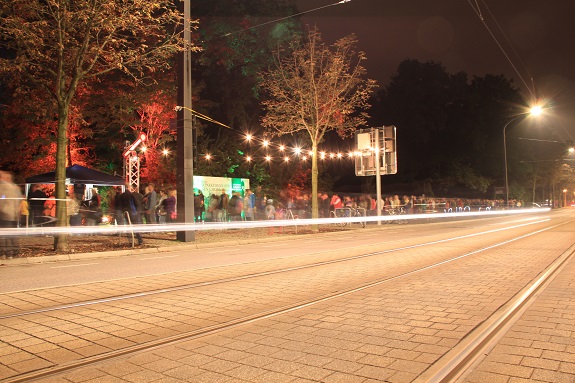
[0, 0, 198, 250]
[259, 27, 377, 227]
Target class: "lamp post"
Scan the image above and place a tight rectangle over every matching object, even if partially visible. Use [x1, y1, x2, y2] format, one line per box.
[563, 189, 568, 207]
[503, 105, 543, 209]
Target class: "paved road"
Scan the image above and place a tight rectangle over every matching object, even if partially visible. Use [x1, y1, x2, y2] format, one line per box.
[0, 209, 573, 382]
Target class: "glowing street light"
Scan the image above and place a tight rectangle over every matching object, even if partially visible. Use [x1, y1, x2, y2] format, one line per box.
[530, 105, 543, 116]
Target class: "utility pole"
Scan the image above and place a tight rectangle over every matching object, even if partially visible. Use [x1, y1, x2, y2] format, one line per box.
[176, 0, 195, 242]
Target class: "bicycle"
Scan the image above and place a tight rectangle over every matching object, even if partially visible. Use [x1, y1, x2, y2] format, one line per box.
[332, 207, 366, 228]
[385, 206, 408, 224]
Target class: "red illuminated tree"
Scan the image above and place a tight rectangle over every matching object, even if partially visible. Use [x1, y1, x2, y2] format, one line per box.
[259, 27, 377, 226]
[0, 0, 197, 250]
[131, 89, 178, 187]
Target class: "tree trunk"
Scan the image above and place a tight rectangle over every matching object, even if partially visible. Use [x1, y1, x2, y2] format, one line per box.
[53, 103, 70, 252]
[310, 145, 319, 232]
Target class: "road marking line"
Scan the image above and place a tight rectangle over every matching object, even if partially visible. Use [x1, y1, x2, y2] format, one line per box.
[51, 263, 99, 268]
[205, 249, 234, 254]
[140, 255, 181, 260]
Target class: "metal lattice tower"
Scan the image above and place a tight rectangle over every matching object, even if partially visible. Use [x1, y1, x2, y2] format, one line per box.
[125, 153, 140, 192]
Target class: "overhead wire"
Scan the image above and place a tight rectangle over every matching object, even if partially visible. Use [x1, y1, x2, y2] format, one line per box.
[466, 0, 537, 99]
[180, 1, 358, 162]
[215, 0, 353, 40]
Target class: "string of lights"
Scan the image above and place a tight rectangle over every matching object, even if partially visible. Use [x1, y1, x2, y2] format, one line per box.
[140, 127, 376, 164]
[138, 104, 382, 165]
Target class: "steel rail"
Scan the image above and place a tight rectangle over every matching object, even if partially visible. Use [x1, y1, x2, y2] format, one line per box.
[416, 242, 575, 383]
[2, 220, 569, 383]
[0, 219, 550, 320]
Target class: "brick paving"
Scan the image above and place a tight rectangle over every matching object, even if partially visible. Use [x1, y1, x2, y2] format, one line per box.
[0, 220, 568, 382]
[464, 246, 575, 383]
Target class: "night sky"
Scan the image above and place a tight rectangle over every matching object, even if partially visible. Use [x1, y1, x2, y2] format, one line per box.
[296, 0, 575, 141]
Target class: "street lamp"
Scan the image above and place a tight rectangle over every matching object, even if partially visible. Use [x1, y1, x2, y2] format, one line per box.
[563, 189, 568, 207]
[503, 105, 543, 208]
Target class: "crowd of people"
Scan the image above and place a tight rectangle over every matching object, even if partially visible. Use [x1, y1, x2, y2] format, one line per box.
[197, 189, 510, 222]
[0, 171, 22, 259]
[0, 174, 545, 259]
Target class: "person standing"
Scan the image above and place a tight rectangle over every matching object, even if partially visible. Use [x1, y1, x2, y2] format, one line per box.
[218, 189, 229, 222]
[254, 186, 266, 220]
[207, 194, 219, 222]
[143, 183, 157, 224]
[0, 171, 22, 258]
[226, 192, 243, 221]
[194, 190, 205, 222]
[319, 192, 330, 218]
[243, 189, 255, 221]
[43, 190, 56, 226]
[330, 193, 342, 211]
[163, 189, 177, 224]
[133, 187, 145, 218]
[28, 184, 47, 226]
[19, 191, 29, 228]
[67, 192, 81, 226]
[86, 187, 101, 226]
[155, 189, 167, 224]
[119, 186, 143, 245]
[265, 198, 276, 235]
[112, 186, 124, 225]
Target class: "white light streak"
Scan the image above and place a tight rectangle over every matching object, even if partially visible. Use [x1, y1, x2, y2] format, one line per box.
[0, 209, 551, 237]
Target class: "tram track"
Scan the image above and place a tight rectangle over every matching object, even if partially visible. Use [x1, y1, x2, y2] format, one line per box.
[2, 218, 573, 383]
[418, 241, 575, 383]
[0, 218, 553, 320]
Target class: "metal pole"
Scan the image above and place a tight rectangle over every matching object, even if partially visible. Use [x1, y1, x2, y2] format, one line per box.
[504, 123, 509, 209]
[503, 115, 523, 209]
[375, 127, 382, 225]
[176, 0, 195, 241]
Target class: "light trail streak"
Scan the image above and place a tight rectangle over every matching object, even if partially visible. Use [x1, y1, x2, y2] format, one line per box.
[50, 263, 99, 268]
[0, 208, 551, 237]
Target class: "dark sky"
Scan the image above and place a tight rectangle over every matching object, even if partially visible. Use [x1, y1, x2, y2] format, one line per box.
[296, 0, 575, 141]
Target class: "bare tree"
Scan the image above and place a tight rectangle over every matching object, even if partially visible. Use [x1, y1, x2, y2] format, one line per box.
[259, 27, 377, 227]
[0, 0, 198, 250]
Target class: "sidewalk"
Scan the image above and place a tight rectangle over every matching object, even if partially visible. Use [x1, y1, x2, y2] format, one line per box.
[0, 225, 339, 266]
